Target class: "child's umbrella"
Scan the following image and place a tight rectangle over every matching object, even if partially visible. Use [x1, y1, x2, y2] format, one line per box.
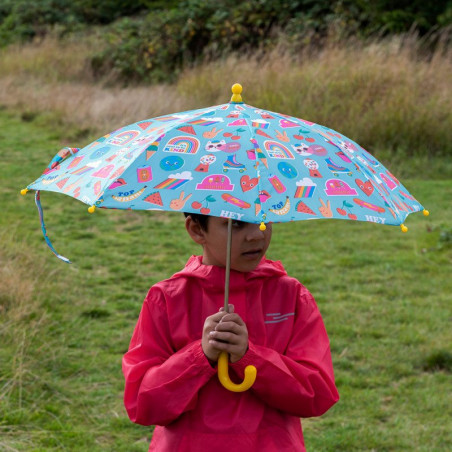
[217, 217, 258, 392]
[21, 84, 429, 392]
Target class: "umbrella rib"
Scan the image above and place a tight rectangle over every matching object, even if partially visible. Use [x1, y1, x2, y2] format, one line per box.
[242, 113, 266, 224]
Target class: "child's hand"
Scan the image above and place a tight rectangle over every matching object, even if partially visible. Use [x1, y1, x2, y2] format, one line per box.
[202, 305, 249, 364]
[202, 310, 230, 363]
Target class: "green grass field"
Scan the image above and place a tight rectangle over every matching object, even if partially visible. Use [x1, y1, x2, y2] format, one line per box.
[1, 108, 451, 451]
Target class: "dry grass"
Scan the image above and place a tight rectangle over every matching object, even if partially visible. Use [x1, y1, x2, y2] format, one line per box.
[0, 35, 96, 83]
[0, 33, 451, 156]
[178, 33, 452, 155]
[0, 232, 44, 322]
[0, 231, 51, 417]
[0, 75, 191, 133]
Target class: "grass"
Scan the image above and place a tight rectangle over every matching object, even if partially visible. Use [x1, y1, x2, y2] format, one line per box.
[1, 104, 451, 451]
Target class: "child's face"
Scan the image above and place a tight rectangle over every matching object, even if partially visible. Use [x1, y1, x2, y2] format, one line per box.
[186, 216, 272, 272]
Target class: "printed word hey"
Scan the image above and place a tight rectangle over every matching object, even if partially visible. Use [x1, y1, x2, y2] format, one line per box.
[220, 210, 245, 220]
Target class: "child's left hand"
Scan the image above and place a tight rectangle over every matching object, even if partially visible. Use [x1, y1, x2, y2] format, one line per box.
[209, 306, 249, 363]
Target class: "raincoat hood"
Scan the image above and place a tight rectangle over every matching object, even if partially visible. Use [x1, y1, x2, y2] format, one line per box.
[174, 255, 287, 285]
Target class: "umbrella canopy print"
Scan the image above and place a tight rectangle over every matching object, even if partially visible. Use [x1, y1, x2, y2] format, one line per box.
[23, 84, 427, 232]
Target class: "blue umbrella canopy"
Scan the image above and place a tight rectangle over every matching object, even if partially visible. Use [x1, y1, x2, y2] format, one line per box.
[25, 84, 427, 233]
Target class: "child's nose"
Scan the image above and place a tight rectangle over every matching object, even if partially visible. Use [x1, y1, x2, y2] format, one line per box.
[245, 223, 265, 241]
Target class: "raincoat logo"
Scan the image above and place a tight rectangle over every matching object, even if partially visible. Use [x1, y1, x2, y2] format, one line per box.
[265, 312, 295, 324]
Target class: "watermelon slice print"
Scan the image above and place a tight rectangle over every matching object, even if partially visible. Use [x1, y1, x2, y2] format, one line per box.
[144, 192, 163, 206]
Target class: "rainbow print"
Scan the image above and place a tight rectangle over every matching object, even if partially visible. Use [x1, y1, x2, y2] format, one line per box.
[67, 155, 84, 169]
[108, 130, 140, 146]
[164, 136, 200, 154]
[294, 185, 316, 198]
[188, 118, 221, 127]
[251, 120, 269, 129]
[71, 165, 94, 176]
[264, 140, 294, 160]
[154, 178, 190, 190]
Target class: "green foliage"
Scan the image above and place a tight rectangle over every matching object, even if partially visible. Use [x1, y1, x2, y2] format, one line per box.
[367, 0, 452, 34]
[70, 0, 146, 25]
[91, 11, 190, 83]
[0, 0, 79, 45]
[90, 0, 452, 83]
[1, 0, 451, 80]
[0, 0, 177, 46]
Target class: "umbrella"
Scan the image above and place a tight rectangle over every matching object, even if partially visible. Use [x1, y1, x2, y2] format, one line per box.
[21, 83, 428, 392]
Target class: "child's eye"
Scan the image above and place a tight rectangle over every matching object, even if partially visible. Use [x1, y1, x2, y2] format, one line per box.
[232, 220, 245, 228]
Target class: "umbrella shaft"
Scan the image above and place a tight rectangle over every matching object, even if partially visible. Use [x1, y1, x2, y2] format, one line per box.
[224, 218, 232, 313]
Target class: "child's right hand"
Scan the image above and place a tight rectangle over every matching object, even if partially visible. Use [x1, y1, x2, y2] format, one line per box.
[202, 305, 249, 363]
[202, 308, 231, 363]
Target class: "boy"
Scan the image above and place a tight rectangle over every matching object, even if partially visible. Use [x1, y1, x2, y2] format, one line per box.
[123, 214, 339, 451]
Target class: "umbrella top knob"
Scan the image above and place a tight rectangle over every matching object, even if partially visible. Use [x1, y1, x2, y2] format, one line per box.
[231, 83, 243, 103]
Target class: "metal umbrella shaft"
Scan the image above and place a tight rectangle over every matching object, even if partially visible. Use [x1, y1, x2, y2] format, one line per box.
[224, 218, 232, 313]
[218, 217, 257, 392]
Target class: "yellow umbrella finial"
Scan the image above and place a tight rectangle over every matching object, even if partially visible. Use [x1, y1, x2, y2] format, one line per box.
[231, 83, 243, 103]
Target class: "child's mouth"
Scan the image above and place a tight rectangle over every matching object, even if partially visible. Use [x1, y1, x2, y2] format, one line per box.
[242, 249, 262, 259]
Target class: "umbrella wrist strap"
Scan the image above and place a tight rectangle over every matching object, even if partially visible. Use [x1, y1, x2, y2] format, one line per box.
[35, 190, 71, 264]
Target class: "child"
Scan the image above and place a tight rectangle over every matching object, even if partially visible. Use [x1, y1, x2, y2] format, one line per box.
[122, 214, 339, 451]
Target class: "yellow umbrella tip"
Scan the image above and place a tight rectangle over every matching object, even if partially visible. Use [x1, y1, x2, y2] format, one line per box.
[20, 188, 29, 196]
[259, 222, 266, 231]
[401, 224, 408, 233]
[423, 209, 430, 216]
[230, 83, 243, 103]
[88, 205, 96, 214]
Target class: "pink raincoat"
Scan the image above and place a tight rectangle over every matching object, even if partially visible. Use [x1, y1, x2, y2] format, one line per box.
[123, 256, 339, 451]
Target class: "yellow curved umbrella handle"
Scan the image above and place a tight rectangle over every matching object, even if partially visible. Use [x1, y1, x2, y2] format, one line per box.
[217, 352, 257, 392]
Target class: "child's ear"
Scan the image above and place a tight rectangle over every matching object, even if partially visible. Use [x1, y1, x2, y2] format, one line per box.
[185, 216, 207, 245]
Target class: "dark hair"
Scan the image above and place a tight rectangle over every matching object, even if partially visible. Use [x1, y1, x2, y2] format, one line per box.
[184, 212, 209, 231]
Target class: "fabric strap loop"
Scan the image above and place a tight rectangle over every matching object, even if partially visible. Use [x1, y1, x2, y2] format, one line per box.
[35, 190, 72, 264]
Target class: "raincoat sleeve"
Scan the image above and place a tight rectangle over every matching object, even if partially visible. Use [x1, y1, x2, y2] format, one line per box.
[122, 287, 217, 426]
[231, 288, 339, 418]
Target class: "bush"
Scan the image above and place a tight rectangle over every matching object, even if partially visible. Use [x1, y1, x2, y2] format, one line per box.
[90, 0, 452, 84]
[0, 0, 174, 46]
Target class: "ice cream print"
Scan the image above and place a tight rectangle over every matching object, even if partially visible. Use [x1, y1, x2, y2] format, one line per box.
[25, 83, 426, 232]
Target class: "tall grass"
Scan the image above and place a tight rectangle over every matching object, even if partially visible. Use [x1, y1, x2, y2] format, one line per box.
[178, 33, 452, 160]
[0, 32, 451, 164]
[0, 233, 54, 450]
[0, 35, 99, 83]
